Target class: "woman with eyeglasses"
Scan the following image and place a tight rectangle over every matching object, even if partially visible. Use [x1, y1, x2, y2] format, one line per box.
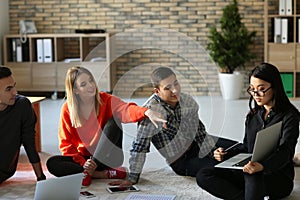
[196, 63, 299, 200]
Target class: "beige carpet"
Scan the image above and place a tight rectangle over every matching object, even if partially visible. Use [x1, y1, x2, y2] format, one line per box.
[0, 152, 218, 200]
[1, 152, 300, 200]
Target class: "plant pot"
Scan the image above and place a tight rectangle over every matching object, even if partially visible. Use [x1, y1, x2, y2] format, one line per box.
[218, 72, 243, 100]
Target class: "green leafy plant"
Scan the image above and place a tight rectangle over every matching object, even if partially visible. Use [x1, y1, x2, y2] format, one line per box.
[207, 0, 256, 73]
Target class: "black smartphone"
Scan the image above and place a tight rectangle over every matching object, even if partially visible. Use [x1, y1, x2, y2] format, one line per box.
[80, 191, 96, 198]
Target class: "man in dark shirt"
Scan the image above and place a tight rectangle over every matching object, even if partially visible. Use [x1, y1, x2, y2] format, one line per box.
[0, 66, 46, 183]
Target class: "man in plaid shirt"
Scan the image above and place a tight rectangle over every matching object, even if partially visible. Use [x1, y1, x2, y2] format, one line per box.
[110, 66, 236, 186]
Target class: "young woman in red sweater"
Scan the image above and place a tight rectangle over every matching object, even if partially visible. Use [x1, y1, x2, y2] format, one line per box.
[46, 66, 165, 187]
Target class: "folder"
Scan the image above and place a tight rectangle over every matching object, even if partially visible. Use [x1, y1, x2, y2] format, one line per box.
[280, 73, 294, 97]
[37, 39, 44, 62]
[43, 39, 52, 62]
[274, 18, 281, 43]
[279, 0, 285, 15]
[298, 19, 300, 43]
[286, 0, 292, 15]
[281, 18, 288, 43]
[16, 39, 22, 62]
[12, 39, 17, 62]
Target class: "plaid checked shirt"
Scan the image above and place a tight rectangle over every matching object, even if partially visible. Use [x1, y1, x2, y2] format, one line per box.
[128, 93, 216, 183]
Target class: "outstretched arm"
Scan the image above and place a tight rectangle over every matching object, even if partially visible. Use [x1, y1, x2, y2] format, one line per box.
[144, 109, 167, 128]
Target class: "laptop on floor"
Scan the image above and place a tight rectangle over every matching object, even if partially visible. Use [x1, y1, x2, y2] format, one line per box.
[215, 121, 282, 169]
[34, 173, 83, 200]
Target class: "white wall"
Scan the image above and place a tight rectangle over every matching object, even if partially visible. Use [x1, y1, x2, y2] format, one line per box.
[0, 0, 9, 65]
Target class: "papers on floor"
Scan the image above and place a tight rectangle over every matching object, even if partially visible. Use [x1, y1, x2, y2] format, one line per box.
[125, 193, 176, 200]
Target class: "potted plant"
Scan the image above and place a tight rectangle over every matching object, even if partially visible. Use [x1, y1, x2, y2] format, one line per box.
[207, 0, 256, 100]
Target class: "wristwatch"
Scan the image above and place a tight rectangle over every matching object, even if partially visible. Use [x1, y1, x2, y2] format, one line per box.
[37, 174, 46, 181]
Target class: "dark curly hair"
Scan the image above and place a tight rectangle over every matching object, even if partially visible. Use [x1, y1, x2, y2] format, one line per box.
[151, 67, 176, 88]
[0, 66, 12, 79]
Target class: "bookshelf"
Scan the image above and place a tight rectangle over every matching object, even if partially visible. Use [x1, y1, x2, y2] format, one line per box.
[264, 0, 300, 98]
[3, 33, 111, 92]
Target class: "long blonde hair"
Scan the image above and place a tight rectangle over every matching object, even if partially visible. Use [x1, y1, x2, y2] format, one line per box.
[65, 66, 101, 128]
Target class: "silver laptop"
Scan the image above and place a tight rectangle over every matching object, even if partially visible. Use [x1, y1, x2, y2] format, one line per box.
[215, 121, 282, 169]
[34, 173, 83, 200]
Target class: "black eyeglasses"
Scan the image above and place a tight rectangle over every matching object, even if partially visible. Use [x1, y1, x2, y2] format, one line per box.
[247, 87, 272, 97]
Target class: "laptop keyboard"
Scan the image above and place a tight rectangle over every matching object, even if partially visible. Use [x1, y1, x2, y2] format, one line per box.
[233, 157, 252, 167]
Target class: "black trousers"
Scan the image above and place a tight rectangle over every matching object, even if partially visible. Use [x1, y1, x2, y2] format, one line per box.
[169, 136, 237, 177]
[46, 117, 123, 177]
[196, 166, 293, 200]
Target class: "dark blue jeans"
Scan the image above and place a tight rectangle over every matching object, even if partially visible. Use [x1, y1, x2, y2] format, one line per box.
[169, 136, 237, 177]
[196, 167, 293, 200]
[46, 117, 123, 177]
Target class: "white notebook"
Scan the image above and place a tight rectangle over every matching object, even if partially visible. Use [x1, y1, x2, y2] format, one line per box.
[125, 193, 176, 200]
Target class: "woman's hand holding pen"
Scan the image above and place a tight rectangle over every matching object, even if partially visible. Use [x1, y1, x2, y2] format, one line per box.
[214, 142, 240, 161]
[213, 148, 227, 161]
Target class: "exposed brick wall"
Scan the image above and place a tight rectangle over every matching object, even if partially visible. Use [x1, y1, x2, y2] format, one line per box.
[8, 0, 265, 97]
